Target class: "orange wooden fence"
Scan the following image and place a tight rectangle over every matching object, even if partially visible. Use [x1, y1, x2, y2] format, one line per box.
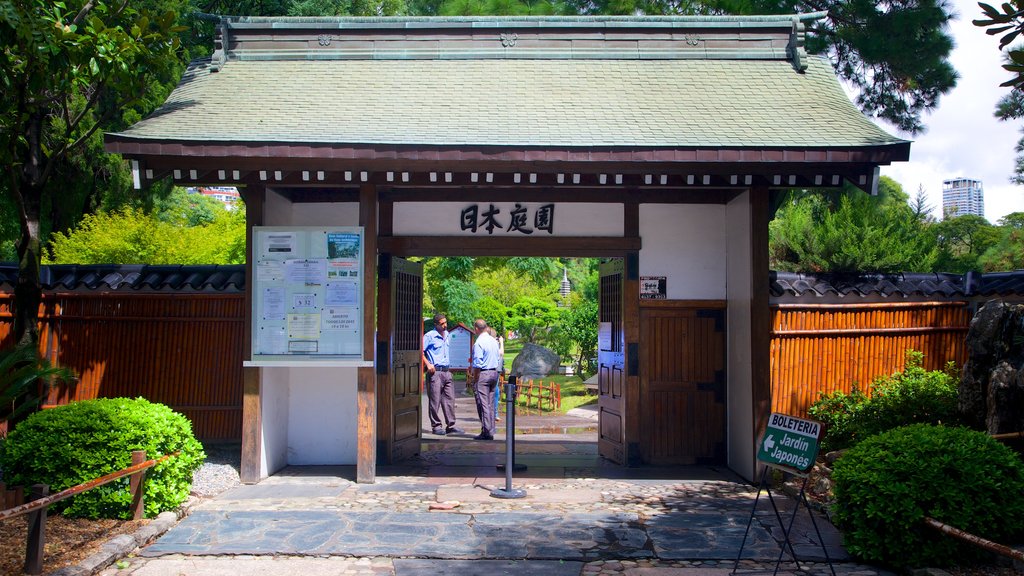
[770, 301, 971, 418]
[0, 293, 245, 442]
[0, 292, 977, 441]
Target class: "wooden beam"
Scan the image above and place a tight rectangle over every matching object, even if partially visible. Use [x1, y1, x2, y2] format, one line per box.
[379, 235, 641, 257]
[357, 183, 378, 483]
[750, 186, 771, 476]
[240, 185, 265, 484]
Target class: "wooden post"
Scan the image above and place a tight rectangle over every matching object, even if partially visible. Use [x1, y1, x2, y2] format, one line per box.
[240, 185, 265, 484]
[129, 450, 146, 520]
[357, 182, 378, 483]
[750, 187, 772, 475]
[24, 483, 48, 575]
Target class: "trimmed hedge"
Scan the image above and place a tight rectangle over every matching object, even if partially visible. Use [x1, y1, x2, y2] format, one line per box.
[0, 397, 205, 519]
[832, 424, 1024, 569]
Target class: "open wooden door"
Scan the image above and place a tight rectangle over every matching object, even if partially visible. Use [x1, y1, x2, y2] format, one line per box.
[377, 256, 423, 463]
[598, 258, 626, 464]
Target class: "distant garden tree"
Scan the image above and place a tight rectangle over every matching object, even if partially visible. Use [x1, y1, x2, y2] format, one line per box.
[0, 0, 185, 345]
[507, 296, 560, 343]
[931, 214, 999, 273]
[978, 212, 1024, 271]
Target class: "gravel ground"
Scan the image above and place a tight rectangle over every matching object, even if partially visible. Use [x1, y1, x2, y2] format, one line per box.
[190, 442, 242, 497]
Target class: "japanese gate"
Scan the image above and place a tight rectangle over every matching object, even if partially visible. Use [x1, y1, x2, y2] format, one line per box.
[105, 14, 910, 483]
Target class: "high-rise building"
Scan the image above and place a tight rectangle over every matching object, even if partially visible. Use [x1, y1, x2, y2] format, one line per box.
[942, 178, 985, 219]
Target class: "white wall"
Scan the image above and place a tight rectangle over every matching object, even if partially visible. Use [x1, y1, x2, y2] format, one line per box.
[639, 204, 727, 300]
[264, 189, 292, 225]
[725, 192, 755, 481]
[260, 367, 290, 478]
[287, 367, 359, 464]
[292, 202, 359, 227]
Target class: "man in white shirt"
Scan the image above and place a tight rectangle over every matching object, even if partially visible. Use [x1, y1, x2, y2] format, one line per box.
[470, 318, 501, 440]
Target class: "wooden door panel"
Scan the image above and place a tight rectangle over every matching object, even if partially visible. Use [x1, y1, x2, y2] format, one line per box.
[640, 306, 726, 465]
[598, 259, 625, 464]
[387, 257, 423, 463]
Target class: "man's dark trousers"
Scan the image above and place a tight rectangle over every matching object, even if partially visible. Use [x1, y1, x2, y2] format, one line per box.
[474, 369, 499, 437]
[427, 369, 456, 431]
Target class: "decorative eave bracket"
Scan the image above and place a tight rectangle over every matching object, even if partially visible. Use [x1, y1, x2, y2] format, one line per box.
[788, 17, 808, 73]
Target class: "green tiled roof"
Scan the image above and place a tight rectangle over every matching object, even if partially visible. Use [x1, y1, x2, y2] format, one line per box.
[111, 56, 901, 149]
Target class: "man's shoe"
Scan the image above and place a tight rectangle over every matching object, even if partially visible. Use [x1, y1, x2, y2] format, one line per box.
[432, 428, 446, 435]
[446, 426, 465, 434]
[473, 433, 494, 441]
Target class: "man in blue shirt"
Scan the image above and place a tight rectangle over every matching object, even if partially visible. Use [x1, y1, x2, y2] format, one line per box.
[422, 313, 463, 436]
[470, 318, 502, 440]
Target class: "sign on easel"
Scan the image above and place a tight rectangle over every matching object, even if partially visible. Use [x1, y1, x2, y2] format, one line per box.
[736, 412, 836, 575]
[756, 413, 823, 474]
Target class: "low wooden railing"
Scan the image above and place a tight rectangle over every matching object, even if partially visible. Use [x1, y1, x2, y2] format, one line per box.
[0, 450, 176, 575]
[510, 379, 561, 411]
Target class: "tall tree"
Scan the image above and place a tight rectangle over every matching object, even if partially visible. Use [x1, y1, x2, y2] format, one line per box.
[1, 0, 184, 345]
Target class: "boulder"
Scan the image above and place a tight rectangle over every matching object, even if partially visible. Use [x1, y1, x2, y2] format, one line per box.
[958, 301, 1024, 434]
[510, 343, 560, 379]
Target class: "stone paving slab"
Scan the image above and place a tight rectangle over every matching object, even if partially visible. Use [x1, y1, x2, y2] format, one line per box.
[394, 559, 583, 575]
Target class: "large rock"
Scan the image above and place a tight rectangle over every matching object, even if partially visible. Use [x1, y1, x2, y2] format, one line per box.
[958, 301, 1024, 434]
[510, 343, 560, 379]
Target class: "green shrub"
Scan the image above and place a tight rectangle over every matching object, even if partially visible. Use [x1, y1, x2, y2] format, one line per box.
[807, 385, 868, 452]
[832, 424, 1024, 569]
[0, 397, 205, 519]
[808, 350, 960, 451]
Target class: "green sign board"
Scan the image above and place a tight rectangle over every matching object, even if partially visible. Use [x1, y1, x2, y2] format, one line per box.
[757, 413, 823, 473]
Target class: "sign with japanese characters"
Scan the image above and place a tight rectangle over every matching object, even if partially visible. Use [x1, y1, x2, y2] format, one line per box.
[460, 203, 555, 235]
[756, 413, 823, 474]
[392, 202, 624, 237]
[251, 227, 364, 360]
[640, 276, 667, 299]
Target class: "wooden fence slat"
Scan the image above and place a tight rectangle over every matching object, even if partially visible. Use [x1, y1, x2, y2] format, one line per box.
[770, 302, 970, 418]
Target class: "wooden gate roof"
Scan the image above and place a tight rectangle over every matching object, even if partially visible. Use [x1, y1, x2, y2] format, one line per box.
[105, 14, 909, 190]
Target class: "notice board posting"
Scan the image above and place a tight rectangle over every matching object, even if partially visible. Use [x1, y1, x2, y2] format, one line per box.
[251, 226, 364, 360]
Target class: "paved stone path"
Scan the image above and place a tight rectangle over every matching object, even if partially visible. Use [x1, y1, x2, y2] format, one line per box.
[125, 467, 888, 576]
[98, 398, 895, 576]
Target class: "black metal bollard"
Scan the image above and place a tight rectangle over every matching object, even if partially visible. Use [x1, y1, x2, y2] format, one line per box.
[490, 376, 526, 499]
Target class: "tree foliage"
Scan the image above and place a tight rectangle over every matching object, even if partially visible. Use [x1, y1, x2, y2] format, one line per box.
[0, 0, 186, 344]
[507, 296, 561, 342]
[769, 179, 938, 273]
[931, 214, 1000, 273]
[977, 211, 1024, 270]
[45, 195, 246, 265]
[975, 0, 1024, 88]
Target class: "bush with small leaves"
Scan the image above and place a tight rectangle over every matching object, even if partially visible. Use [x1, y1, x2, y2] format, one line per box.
[0, 397, 205, 519]
[809, 350, 960, 451]
[832, 424, 1024, 569]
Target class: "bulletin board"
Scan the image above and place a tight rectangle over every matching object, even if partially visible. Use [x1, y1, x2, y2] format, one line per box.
[447, 324, 473, 371]
[249, 226, 364, 361]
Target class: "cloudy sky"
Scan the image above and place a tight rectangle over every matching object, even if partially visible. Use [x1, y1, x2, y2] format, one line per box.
[877, 0, 1024, 224]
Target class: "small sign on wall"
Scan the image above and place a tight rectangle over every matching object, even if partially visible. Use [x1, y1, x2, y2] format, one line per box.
[640, 276, 667, 299]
